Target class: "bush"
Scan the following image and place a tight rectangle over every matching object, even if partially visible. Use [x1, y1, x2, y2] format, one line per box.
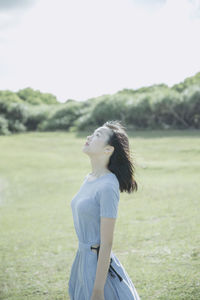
[8, 119, 27, 133]
[17, 87, 59, 105]
[0, 115, 11, 135]
[126, 96, 154, 129]
[25, 108, 50, 131]
[91, 97, 128, 125]
[6, 102, 29, 123]
[38, 102, 82, 131]
[0, 90, 23, 105]
[182, 88, 200, 129]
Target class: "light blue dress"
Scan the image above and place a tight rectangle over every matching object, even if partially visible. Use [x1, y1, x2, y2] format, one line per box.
[68, 172, 140, 300]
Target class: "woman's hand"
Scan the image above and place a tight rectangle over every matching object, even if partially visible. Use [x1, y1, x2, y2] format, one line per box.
[91, 288, 104, 300]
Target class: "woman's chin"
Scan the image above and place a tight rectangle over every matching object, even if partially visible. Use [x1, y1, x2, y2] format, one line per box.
[82, 145, 89, 152]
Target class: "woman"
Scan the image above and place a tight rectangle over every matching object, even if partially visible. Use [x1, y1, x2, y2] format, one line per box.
[68, 120, 140, 300]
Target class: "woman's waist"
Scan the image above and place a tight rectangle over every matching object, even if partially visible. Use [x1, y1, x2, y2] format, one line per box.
[78, 240, 100, 252]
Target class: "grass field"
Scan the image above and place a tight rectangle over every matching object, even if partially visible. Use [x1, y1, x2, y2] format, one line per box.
[0, 129, 200, 300]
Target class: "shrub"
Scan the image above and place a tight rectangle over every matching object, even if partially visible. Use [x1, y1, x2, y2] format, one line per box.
[0, 115, 11, 135]
[25, 108, 50, 131]
[38, 102, 82, 131]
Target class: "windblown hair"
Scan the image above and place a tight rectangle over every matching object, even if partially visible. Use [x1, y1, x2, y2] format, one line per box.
[102, 120, 138, 193]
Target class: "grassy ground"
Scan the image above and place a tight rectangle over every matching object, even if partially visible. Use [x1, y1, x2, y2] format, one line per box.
[0, 129, 199, 300]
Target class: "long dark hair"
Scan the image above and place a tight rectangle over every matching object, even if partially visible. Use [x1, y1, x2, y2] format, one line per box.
[103, 120, 138, 193]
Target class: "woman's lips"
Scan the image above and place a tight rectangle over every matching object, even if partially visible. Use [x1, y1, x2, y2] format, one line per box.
[85, 142, 89, 145]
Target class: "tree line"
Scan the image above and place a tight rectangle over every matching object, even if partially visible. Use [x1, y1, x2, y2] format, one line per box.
[0, 72, 200, 135]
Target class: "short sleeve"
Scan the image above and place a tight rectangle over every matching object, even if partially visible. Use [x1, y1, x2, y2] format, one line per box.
[98, 183, 120, 218]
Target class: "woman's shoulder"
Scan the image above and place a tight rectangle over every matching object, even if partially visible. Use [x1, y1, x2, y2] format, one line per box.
[100, 172, 119, 189]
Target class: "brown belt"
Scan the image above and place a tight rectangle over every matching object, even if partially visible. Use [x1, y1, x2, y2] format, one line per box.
[91, 245, 123, 282]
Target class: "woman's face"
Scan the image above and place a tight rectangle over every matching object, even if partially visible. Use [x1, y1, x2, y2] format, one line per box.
[82, 126, 113, 155]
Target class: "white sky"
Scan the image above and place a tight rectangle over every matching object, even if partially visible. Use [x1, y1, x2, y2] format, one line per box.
[0, 0, 200, 102]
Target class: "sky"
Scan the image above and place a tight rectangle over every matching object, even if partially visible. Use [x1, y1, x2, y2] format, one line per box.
[0, 0, 200, 103]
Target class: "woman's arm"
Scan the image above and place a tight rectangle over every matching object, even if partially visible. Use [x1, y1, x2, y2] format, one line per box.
[91, 217, 116, 299]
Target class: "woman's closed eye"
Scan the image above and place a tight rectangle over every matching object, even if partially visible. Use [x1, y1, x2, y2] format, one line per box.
[92, 132, 100, 137]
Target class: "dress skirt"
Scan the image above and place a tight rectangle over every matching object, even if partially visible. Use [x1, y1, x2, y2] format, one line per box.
[68, 241, 140, 300]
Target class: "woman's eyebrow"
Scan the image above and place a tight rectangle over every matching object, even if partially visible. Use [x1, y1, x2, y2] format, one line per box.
[94, 129, 103, 134]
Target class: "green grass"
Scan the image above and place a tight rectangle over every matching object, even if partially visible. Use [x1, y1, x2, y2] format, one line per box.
[0, 129, 200, 299]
